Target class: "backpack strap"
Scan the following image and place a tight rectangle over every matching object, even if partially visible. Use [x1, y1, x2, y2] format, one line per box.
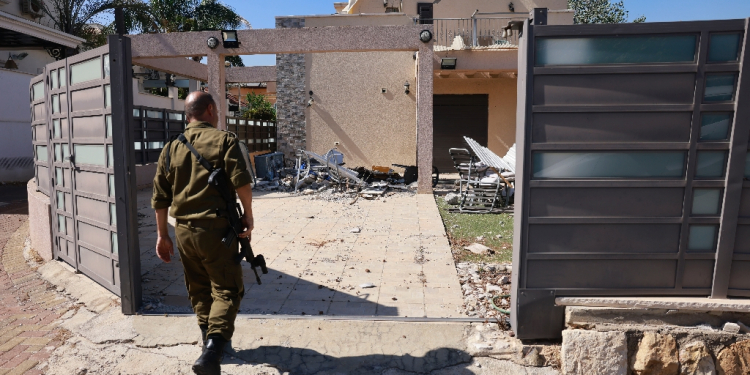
[176, 133, 215, 172]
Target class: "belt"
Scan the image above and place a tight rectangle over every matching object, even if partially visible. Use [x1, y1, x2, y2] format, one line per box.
[175, 217, 228, 229]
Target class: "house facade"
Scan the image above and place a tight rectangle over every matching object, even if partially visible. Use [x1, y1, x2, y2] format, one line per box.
[0, 0, 83, 182]
[275, 0, 572, 171]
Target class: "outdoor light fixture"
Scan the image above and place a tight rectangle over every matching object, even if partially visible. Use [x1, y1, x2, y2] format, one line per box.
[440, 57, 457, 70]
[419, 30, 432, 43]
[508, 2, 515, 12]
[224, 60, 231, 67]
[221, 30, 240, 48]
[207, 36, 219, 49]
[404, 81, 410, 94]
[383, 0, 387, 7]
[307, 90, 314, 107]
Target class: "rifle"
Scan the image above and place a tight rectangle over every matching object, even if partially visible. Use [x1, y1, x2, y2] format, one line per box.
[176, 134, 268, 284]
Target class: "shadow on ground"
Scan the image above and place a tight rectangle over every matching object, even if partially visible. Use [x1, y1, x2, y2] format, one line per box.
[229, 347, 474, 375]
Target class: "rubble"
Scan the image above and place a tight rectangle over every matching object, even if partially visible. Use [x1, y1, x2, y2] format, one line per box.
[723, 322, 741, 334]
[464, 243, 492, 255]
[456, 262, 512, 320]
[445, 192, 461, 205]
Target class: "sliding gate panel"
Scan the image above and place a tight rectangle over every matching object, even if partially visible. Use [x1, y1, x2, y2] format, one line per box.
[512, 19, 750, 339]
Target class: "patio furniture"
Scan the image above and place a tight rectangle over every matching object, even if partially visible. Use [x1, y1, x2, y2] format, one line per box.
[450, 137, 515, 213]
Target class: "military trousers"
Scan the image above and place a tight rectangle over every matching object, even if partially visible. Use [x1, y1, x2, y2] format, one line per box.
[175, 218, 244, 341]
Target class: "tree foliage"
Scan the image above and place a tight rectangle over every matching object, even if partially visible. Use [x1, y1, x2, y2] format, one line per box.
[568, 0, 646, 24]
[241, 92, 276, 122]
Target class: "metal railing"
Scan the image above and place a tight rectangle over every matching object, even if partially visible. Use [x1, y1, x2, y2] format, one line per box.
[416, 13, 527, 49]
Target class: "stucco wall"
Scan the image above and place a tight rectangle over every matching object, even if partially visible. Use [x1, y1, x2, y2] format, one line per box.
[27, 179, 52, 260]
[433, 76, 517, 157]
[307, 51, 417, 168]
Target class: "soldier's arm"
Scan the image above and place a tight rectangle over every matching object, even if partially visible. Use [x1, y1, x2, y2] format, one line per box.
[224, 137, 254, 238]
[152, 143, 174, 263]
[237, 184, 253, 239]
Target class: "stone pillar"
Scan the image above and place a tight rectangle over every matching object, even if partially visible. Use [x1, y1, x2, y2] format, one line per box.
[275, 17, 307, 162]
[207, 53, 226, 130]
[416, 44, 434, 194]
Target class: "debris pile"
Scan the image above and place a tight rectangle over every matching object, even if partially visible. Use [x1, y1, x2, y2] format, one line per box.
[456, 262, 512, 320]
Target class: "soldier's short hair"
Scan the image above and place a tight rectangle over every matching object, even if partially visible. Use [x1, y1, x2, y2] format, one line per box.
[185, 92, 216, 120]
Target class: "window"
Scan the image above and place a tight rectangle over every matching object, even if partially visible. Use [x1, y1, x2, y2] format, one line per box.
[687, 225, 718, 252]
[536, 35, 697, 66]
[31, 81, 44, 101]
[692, 189, 722, 215]
[73, 144, 106, 166]
[50, 69, 58, 89]
[695, 151, 727, 178]
[69, 57, 102, 85]
[532, 152, 686, 179]
[704, 73, 738, 102]
[699, 113, 732, 141]
[708, 33, 743, 62]
[36, 145, 48, 162]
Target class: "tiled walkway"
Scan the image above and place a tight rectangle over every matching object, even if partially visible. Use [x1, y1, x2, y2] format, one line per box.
[0, 203, 70, 375]
[137, 190, 464, 318]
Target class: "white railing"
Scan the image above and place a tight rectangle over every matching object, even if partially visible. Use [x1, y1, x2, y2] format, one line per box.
[416, 13, 527, 49]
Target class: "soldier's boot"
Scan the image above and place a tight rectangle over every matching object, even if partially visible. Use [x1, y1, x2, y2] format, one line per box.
[199, 325, 208, 348]
[192, 335, 227, 375]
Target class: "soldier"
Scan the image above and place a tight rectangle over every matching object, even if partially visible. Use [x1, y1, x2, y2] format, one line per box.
[151, 91, 254, 375]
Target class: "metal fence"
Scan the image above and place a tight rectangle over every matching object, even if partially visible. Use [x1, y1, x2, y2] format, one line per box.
[512, 18, 750, 339]
[226, 116, 277, 153]
[417, 17, 523, 48]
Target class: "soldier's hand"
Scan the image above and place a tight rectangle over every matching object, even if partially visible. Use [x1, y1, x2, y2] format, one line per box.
[156, 236, 174, 263]
[240, 215, 254, 241]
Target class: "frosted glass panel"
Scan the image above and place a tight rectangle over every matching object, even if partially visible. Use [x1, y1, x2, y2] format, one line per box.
[55, 167, 62, 186]
[57, 191, 64, 210]
[133, 109, 140, 117]
[53, 119, 61, 138]
[103, 54, 110, 76]
[104, 85, 111, 108]
[50, 69, 58, 89]
[36, 145, 48, 162]
[62, 144, 69, 160]
[73, 144, 105, 166]
[532, 152, 685, 179]
[168, 112, 183, 121]
[52, 94, 59, 114]
[32, 81, 44, 101]
[536, 35, 697, 66]
[110, 203, 116, 225]
[147, 110, 163, 119]
[704, 74, 737, 102]
[112, 232, 118, 254]
[708, 33, 743, 62]
[58, 214, 66, 235]
[54, 144, 61, 162]
[107, 145, 113, 167]
[687, 225, 718, 252]
[700, 113, 732, 141]
[70, 57, 101, 85]
[692, 189, 722, 215]
[106, 115, 112, 138]
[109, 174, 115, 197]
[695, 151, 727, 178]
[59, 67, 66, 87]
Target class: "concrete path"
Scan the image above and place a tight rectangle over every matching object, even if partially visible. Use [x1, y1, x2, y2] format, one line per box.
[136, 190, 464, 318]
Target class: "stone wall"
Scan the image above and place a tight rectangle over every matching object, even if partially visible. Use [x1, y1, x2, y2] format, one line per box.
[275, 17, 307, 163]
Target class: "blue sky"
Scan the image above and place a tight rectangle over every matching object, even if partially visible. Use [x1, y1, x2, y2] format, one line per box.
[226, 0, 750, 67]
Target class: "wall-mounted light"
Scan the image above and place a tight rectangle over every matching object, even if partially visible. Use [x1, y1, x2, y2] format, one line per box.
[307, 90, 314, 107]
[508, 2, 515, 12]
[224, 60, 231, 67]
[383, 0, 387, 7]
[419, 30, 433, 43]
[404, 81, 410, 94]
[207, 36, 219, 49]
[221, 30, 240, 48]
[381, 88, 387, 94]
[440, 57, 457, 70]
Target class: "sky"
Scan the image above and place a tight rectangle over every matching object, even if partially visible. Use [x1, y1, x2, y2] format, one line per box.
[224, 0, 750, 67]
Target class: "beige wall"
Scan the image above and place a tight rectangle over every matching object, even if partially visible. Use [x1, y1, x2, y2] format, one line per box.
[434, 76, 517, 157]
[304, 13, 413, 27]
[306, 51, 417, 168]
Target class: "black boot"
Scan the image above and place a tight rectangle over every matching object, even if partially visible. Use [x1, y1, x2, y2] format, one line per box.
[199, 325, 208, 348]
[192, 335, 227, 375]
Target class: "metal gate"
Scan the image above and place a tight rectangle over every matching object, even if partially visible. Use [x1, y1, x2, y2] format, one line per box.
[512, 18, 750, 339]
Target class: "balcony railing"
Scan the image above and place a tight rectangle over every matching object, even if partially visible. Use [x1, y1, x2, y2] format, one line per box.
[415, 14, 527, 50]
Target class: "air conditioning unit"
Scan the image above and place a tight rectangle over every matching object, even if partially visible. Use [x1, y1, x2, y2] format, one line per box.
[21, 0, 44, 18]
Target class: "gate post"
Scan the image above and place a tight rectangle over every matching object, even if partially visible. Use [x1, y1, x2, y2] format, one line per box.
[109, 34, 142, 314]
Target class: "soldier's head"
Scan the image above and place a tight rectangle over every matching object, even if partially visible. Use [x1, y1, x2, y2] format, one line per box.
[185, 91, 219, 127]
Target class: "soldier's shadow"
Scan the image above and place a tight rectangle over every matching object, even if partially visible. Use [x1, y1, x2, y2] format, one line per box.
[227, 346, 475, 375]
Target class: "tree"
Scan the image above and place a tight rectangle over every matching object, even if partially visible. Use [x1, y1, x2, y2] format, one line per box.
[568, 0, 646, 24]
[241, 92, 276, 122]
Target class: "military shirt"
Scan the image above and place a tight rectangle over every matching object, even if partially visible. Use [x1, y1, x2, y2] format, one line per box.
[151, 121, 253, 219]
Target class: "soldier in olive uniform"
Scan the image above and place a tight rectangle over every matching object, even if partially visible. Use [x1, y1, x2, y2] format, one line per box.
[151, 91, 254, 375]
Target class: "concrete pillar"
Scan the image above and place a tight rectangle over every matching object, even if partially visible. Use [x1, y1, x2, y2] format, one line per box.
[168, 86, 178, 110]
[207, 53, 226, 130]
[416, 44, 434, 194]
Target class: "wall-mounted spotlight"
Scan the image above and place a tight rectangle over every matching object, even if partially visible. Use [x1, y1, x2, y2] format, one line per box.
[404, 81, 410, 94]
[307, 90, 314, 107]
[383, 0, 387, 7]
[224, 60, 231, 67]
[221, 30, 240, 48]
[207, 36, 219, 49]
[419, 30, 433, 43]
[440, 57, 457, 70]
[508, 2, 515, 12]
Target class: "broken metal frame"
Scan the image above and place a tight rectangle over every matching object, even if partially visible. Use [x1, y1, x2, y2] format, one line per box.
[456, 136, 514, 213]
[294, 149, 366, 192]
